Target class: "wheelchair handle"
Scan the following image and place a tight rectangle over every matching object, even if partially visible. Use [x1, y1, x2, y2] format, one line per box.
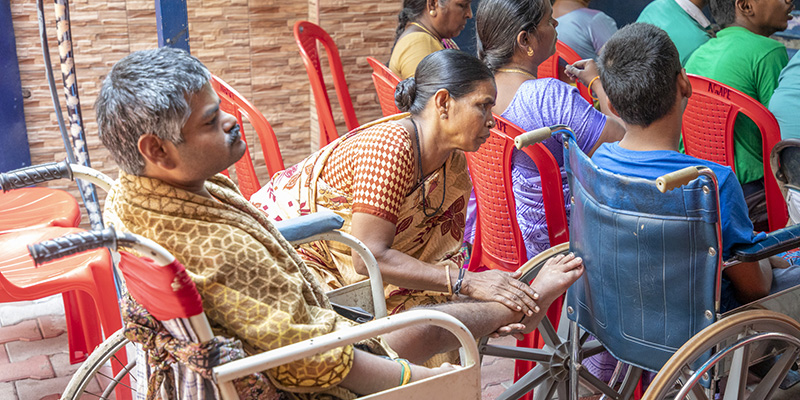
[656, 166, 700, 193]
[28, 227, 118, 265]
[514, 127, 553, 149]
[0, 160, 73, 192]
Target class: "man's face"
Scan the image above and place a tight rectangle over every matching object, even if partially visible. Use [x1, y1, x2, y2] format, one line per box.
[750, 0, 794, 35]
[170, 82, 246, 185]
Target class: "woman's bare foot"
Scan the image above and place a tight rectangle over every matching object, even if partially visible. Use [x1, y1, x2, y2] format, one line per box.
[520, 253, 584, 334]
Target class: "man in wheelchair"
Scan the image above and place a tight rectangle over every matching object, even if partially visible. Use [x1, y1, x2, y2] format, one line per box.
[93, 46, 584, 398]
[589, 23, 799, 313]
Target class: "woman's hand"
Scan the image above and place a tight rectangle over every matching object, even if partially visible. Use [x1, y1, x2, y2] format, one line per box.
[565, 59, 600, 87]
[461, 269, 540, 316]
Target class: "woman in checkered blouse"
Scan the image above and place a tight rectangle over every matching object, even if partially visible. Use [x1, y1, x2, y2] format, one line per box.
[251, 50, 543, 321]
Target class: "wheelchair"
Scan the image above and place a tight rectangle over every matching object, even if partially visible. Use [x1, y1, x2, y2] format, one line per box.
[479, 125, 800, 400]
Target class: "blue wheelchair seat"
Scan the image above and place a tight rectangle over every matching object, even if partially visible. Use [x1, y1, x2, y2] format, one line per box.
[564, 136, 722, 373]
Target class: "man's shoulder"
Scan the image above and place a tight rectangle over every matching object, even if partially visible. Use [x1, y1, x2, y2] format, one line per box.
[637, 0, 675, 21]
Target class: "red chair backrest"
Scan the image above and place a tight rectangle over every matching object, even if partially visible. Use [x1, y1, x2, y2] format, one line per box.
[683, 74, 788, 230]
[210, 75, 285, 200]
[465, 115, 569, 272]
[367, 56, 402, 117]
[537, 41, 593, 104]
[294, 21, 359, 148]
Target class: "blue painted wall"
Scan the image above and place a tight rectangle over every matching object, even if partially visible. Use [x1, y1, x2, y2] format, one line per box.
[0, 1, 32, 173]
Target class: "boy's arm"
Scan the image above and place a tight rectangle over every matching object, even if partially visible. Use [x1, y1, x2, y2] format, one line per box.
[723, 259, 772, 304]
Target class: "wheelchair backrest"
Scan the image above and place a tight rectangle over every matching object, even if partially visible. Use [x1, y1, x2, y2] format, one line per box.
[564, 136, 722, 372]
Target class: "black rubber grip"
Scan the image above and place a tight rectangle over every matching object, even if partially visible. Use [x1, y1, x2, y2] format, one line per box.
[28, 227, 117, 265]
[0, 161, 73, 192]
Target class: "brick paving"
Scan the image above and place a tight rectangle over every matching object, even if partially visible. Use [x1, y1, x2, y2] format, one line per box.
[1, 295, 518, 399]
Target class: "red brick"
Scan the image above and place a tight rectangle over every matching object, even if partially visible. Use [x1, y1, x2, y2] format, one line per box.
[37, 315, 66, 339]
[0, 355, 54, 382]
[0, 345, 7, 364]
[0, 320, 42, 344]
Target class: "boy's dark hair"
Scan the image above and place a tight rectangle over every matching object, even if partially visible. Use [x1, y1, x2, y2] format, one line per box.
[599, 23, 682, 127]
[710, 0, 737, 28]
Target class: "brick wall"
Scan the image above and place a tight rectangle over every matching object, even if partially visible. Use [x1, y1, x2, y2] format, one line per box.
[11, 0, 399, 226]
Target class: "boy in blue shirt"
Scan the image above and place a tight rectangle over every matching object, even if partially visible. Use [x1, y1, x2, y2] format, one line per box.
[590, 23, 796, 311]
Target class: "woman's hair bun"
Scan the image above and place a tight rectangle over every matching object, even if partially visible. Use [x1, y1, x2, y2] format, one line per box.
[394, 77, 417, 112]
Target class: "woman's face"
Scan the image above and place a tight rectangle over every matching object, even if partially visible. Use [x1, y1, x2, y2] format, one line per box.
[447, 79, 497, 152]
[432, 0, 473, 39]
[531, 0, 558, 65]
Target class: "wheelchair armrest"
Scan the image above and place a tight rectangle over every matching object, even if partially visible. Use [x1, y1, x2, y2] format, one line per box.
[272, 211, 344, 242]
[732, 224, 800, 262]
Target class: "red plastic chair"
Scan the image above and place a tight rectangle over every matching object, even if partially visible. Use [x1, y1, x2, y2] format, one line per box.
[210, 75, 285, 200]
[0, 188, 80, 233]
[294, 21, 360, 148]
[367, 56, 402, 117]
[682, 74, 788, 231]
[0, 184, 104, 364]
[0, 227, 121, 366]
[465, 115, 568, 399]
[537, 40, 593, 104]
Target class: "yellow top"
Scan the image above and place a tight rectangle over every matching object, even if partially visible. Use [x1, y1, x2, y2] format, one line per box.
[389, 32, 445, 79]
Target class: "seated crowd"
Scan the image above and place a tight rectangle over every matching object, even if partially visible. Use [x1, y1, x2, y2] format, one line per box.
[89, 0, 799, 397]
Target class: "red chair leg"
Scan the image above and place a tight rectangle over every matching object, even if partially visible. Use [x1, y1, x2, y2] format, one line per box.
[62, 291, 96, 364]
[91, 265, 130, 400]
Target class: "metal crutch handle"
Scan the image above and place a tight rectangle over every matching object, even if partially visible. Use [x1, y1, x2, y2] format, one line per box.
[0, 160, 73, 192]
[27, 227, 118, 266]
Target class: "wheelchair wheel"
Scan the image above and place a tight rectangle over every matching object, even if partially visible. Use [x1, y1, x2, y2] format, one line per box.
[482, 243, 643, 400]
[61, 329, 140, 400]
[644, 310, 800, 400]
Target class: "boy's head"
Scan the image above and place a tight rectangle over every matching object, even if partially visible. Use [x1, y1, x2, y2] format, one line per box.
[96, 47, 244, 185]
[598, 23, 687, 128]
[711, 0, 794, 34]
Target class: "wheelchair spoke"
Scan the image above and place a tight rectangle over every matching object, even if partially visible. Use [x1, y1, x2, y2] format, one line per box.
[579, 339, 605, 359]
[538, 317, 562, 349]
[722, 345, 750, 400]
[578, 365, 624, 400]
[480, 343, 553, 363]
[532, 377, 558, 400]
[497, 365, 550, 400]
[749, 347, 799, 399]
[617, 364, 643, 400]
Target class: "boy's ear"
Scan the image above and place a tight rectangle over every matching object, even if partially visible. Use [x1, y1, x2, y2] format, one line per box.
[605, 98, 622, 119]
[138, 134, 177, 170]
[678, 69, 693, 99]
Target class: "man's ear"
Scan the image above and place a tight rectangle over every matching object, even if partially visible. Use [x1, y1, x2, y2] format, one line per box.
[736, 0, 755, 17]
[137, 134, 177, 170]
[433, 88, 451, 117]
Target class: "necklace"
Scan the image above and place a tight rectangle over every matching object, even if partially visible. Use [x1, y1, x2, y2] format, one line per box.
[410, 118, 447, 217]
[409, 22, 441, 41]
[496, 68, 538, 80]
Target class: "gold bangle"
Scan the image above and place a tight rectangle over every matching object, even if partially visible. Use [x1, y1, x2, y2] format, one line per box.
[587, 76, 600, 101]
[445, 264, 453, 296]
[396, 358, 412, 386]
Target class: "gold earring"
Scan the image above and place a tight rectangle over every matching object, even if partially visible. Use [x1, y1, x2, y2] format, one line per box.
[429, 9, 436, 16]
[527, 47, 534, 57]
